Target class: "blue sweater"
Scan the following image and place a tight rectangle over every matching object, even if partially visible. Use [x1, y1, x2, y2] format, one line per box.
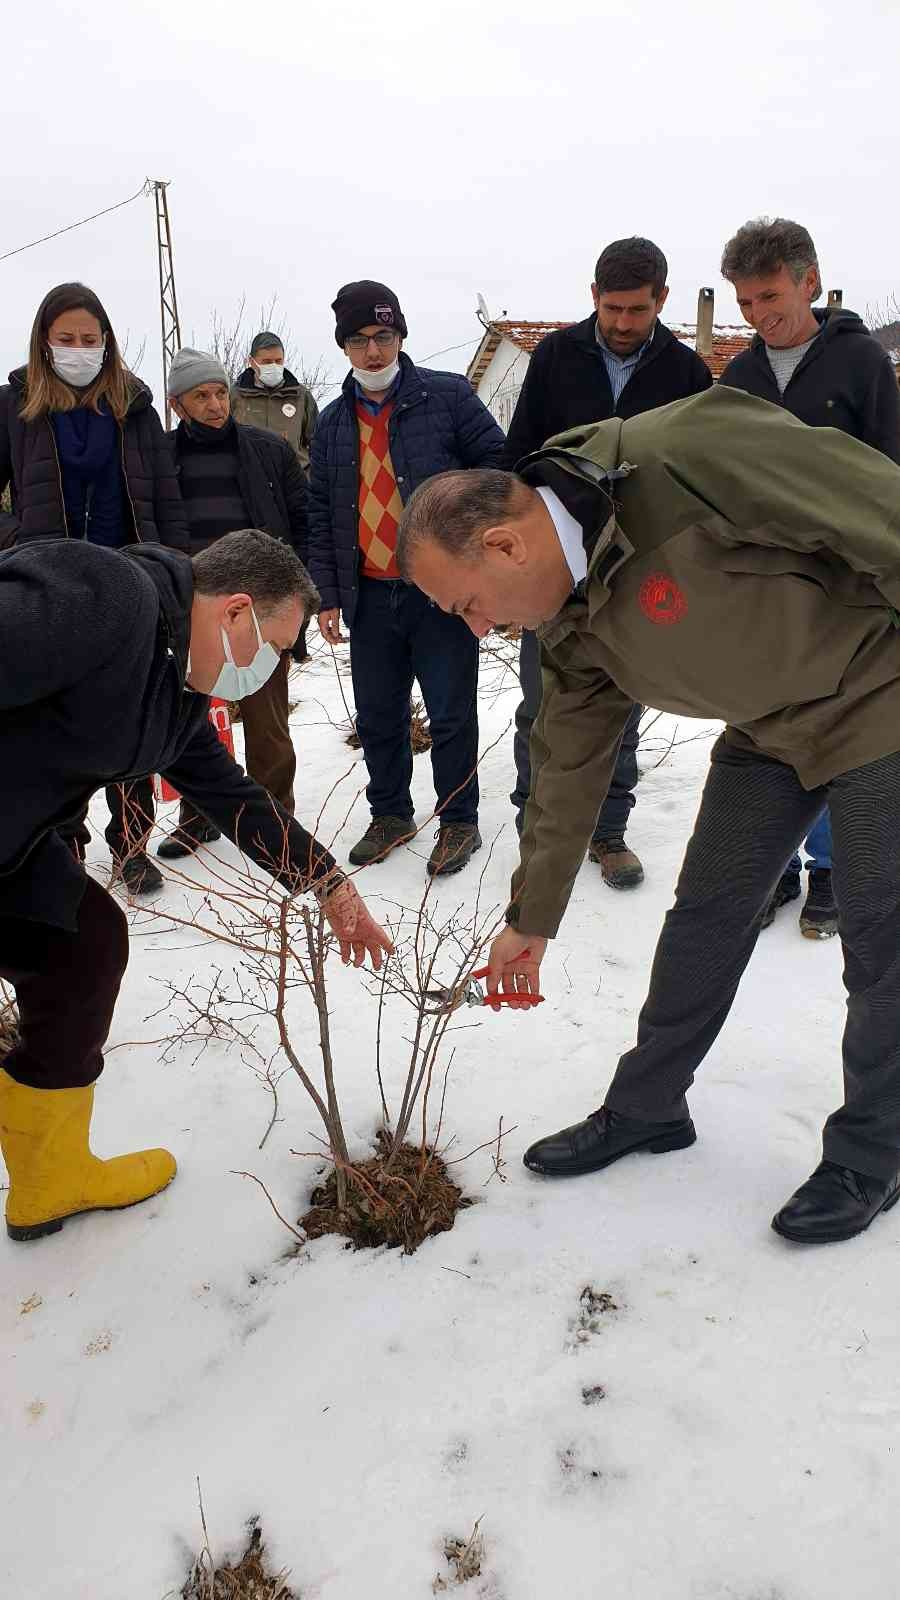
[52, 405, 126, 547]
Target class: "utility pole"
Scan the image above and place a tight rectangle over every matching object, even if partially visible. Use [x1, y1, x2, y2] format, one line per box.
[148, 179, 181, 417]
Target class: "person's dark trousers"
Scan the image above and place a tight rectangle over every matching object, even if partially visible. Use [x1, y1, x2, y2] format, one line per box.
[177, 651, 296, 838]
[512, 626, 641, 838]
[349, 577, 479, 825]
[604, 737, 900, 1181]
[0, 875, 129, 1090]
[104, 777, 156, 859]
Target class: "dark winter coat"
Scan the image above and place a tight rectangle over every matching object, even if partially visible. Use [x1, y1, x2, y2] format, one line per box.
[307, 352, 506, 623]
[171, 417, 309, 562]
[0, 367, 188, 551]
[718, 307, 900, 462]
[500, 315, 713, 468]
[0, 540, 336, 931]
[231, 368, 319, 473]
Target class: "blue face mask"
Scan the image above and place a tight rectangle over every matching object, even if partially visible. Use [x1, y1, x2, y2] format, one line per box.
[211, 605, 281, 700]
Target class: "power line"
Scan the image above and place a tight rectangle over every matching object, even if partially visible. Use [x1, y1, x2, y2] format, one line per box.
[0, 182, 149, 264]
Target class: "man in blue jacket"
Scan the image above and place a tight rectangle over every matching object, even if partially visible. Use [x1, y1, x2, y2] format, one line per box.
[308, 280, 505, 876]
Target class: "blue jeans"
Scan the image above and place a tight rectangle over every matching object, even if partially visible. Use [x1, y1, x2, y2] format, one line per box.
[512, 626, 641, 838]
[349, 577, 479, 825]
[787, 806, 832, 873]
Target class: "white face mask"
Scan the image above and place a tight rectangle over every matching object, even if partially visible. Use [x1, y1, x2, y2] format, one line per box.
[50, 344, 105, 388]
[256, 362, 285, 388]
[211, 605, 281, 700]
[352, 357, 400, 392]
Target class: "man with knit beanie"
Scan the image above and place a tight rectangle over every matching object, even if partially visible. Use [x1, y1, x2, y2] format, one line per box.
[162, 348, 310, 860]
[307, 280, 505, 876]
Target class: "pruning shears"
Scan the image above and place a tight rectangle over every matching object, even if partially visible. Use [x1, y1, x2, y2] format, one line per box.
[423, 952, 545, 1015]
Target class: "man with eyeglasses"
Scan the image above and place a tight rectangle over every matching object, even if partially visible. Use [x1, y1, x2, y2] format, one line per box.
[308, 280, 505, 876]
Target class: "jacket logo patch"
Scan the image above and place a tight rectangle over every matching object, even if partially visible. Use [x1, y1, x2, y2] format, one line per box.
[639, 573, 687, 625]
[374, 305, 395, 325]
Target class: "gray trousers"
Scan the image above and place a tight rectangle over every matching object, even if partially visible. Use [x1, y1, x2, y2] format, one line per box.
[512, 627, 642, 838]
[605, 737, 900, 1180]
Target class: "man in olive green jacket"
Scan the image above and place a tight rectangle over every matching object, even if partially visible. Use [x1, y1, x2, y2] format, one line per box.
[231, 332, 319, 473]
[232, 330, 319, 663]
[397, 384, 900, 1246]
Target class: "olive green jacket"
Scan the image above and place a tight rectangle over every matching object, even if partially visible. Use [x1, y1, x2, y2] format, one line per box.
[511, 385, 900, 937]
[231, 370, 319, 472]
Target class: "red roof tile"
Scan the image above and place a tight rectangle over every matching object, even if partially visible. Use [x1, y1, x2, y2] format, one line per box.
[466, 318, 754, 386]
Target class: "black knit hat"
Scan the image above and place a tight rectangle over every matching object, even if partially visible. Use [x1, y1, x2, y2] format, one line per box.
[331, 280, 407, 347]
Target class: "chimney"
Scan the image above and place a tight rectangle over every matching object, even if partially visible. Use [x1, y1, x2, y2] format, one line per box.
[827, 288, 843, 308]
[696, 286, 714, 358]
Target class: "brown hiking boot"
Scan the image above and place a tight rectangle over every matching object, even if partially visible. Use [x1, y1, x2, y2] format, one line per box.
[588, 835, 644, 889]
[348, 815, 415, 866]
[427, 823, 482, 877]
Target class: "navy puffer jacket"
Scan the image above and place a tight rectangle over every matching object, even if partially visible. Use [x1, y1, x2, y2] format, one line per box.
[307, 353, 505, 623]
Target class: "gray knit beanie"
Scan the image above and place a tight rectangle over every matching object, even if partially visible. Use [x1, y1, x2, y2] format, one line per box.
[167, 347, 229, 397]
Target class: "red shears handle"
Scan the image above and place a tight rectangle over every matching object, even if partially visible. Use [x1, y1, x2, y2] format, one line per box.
[471, 951, 545, 1007]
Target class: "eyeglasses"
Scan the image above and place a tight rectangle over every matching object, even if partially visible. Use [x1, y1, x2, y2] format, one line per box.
[345, 330, 399, 352]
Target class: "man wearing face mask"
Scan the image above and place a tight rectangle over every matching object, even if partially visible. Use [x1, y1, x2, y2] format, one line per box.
[231, 332, 319, 474]
[308, 280, 506, 876]
[232, 332, 320, 666]
[163, 348, 309, 861]
[0, 526, 392, 1243]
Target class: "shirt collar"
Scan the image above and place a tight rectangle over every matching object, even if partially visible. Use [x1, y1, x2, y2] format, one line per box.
[537, 486, 587, 588]
[354, 372, 402, 413]
[595, 321, 656, 364]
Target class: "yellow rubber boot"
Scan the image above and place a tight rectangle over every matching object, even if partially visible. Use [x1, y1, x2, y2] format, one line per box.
[0, 1069, 176, 1241]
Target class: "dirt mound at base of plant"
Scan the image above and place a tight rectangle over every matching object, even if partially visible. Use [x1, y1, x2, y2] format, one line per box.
[300, 1135, 471, 1254]
[181, 1520, 294, 1599]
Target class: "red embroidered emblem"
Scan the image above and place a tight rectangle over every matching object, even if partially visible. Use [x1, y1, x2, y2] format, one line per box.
[639, 573, 687, 625]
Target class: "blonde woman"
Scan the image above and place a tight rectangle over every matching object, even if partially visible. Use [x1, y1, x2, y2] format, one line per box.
[0, 281, 188, 894]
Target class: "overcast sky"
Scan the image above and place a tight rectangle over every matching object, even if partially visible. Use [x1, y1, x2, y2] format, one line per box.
[3, 0, 898, 408]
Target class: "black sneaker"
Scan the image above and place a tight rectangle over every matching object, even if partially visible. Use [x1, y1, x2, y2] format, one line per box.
[157, 817, 222, 860]
[761, 869, 802, 929]
[799, 868, 838, 940]
[348, 815, 415, 866]
[426, 823, 482, 877]
[115, 852, 164, 897]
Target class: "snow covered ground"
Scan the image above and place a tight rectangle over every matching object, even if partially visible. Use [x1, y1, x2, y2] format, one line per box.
[4, 642, 899, 1600]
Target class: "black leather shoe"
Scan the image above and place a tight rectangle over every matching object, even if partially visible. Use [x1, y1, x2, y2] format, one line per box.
[157, 818, 222, 860]
[523, 1105, 696, 1178]
[772, 1160, 900, 1243]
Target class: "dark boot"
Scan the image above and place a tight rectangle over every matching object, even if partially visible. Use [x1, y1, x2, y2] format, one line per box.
[799, 868, 838, 940]
[523, 1105, 696, 1178]
[772, 1161, 900, 1243]
[761, 868, 802, 929]
[348, 815, 415, 866]
[427, 823, 482, 878]
[588, 834, 644, 889]
[157, 815, 222, 861]
[114, 852, 164, 897]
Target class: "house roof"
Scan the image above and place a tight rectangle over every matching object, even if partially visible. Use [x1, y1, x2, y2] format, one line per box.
[466, 317, 754, 386]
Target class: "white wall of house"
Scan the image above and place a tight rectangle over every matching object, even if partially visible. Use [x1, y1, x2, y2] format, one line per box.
[473, 340, 532, 431]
